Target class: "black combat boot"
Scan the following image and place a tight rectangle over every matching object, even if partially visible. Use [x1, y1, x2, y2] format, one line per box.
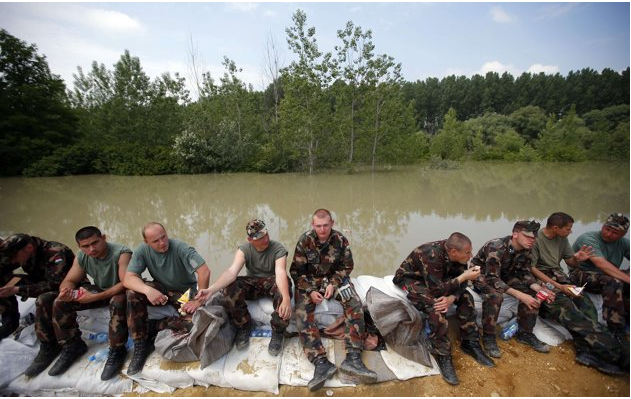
[515, 331, 549, 353]
[101, 346, 127, 380]
[611, 330, 629, 369]
[24, 342, 62, 377]
[48, 338, 88, 376]
[0, 312, 20, 341]
[308, 357, 337, 392]
[268, 330, 284, 356]
[482, 333, 501, 358]
[575, 351, 625, 376]
[235, 324, 252, 350]
[340, 351, 378, 384]
[461, 339, 495, 367]
[435, 354, 459, 385]
[126, 339, 154, 375]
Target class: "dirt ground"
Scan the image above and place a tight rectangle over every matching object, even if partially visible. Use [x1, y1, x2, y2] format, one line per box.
[127, 334, 629, 397]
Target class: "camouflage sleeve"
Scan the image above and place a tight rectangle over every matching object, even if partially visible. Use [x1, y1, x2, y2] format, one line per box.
[423, 251, 462, 298]
[475, 247, 509, 294]
[289, 237, 316, 293]
[329, 235, 353, 288]
[516, 253, 537, 288]
[17, 247, 74, 298]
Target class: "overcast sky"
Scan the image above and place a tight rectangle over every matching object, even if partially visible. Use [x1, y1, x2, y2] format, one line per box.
[1, 1, 629, 94]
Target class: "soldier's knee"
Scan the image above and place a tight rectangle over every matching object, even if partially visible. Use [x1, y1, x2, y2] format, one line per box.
[36, 292, 57, 308]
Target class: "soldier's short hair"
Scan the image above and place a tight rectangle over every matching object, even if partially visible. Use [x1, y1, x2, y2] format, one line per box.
[142, 222, 166, 239]
[312, 208, 333, 221]
[75, 226, 102, 243]
[445, 232, 471, 251]
[546, 212, 574, 228]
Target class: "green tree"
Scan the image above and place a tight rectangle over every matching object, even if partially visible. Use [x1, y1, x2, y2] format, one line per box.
[0, 29, 78, 175]
[430, 108, 467, 160]
[536, 106, 589, 161]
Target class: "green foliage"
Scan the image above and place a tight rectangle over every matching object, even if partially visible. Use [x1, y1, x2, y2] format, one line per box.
[536, 107, 589, 161]
[429, 108, 468, 160]
[2, 13, 630, 177]
[0, 29, 79, 175]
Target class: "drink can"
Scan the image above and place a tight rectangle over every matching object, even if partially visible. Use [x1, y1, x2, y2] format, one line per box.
[72, 289, 84, 300]
[535, 290, 549, 301]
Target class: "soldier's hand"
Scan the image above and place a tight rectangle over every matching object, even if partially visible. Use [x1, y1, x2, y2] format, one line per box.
[278, 297, 292, 320]
[323, 284, 335, 299]
[147, 288, 168, 306]
[57, 287, 74, 302]
[0, 286, 18, 298]
[195, 288, 212, 304]
[561, 284, 581, 298]
[433, 295, 455, 313]
[310, 291, 324, 305]
[522, 293, 541, 310]
[463, 266, 481, 281]
[181, 299, 201, 314]
[574, 245, 594, 262]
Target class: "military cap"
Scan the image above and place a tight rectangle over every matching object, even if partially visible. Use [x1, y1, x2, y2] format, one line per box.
[512, 220, 540, 238]
[604, 212, 630, 232]
[0, 233, 32, 256]
[246, 219, 268, 240]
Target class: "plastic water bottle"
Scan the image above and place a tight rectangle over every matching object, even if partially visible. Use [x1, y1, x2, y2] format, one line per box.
[88, 347, 109, 362]
[88, 332, 108, 343]
[251, 329, 272, 337]
[499, 318, 519, 340]
[423, 321, 431, 338]
[126, 336, 134, 350]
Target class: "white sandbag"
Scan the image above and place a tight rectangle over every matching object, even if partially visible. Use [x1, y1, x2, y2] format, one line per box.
[222, 336, 281, 394]
[0, 339, 37, 388]
[186, 354, 231, 389]
[77, 306, 110, 334]
[533, 316, 571, 346]
[382, 275, 412, 301]
[278, 337, 309, 386]
[124, 350, 195, 392]
[380, 343, 439, 381]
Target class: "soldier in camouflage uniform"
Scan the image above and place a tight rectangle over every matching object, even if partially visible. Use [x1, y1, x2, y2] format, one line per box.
[0, 234, 73, 342]
[569, 212, 629, 369]
[290, 209, 377, 392]
[471, 220, 552, 358]
[392, 233, 494, 385]
[24, 226, 132, 380]
[530, 212, 625, 375]
[196, 219, 292, 356]
[124, 222, 210, 376]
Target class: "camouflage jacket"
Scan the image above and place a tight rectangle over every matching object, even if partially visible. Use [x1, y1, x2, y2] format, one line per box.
[290, 229, 353, 293]
[392, 239, 468, 298]
[471, 236, 536, 294]
[1, 236, 74, 297]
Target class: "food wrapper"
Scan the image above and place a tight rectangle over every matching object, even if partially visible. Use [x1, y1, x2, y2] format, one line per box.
[568, 284, 585, 296]
[177, 288, 191, 315]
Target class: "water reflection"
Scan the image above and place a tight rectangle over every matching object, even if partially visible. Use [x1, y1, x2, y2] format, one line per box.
[0, 162, 628, 277]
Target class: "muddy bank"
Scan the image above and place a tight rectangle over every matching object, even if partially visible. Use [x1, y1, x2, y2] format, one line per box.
[127, 337, 629, 397]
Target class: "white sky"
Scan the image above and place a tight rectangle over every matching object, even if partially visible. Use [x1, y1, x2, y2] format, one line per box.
[0, 1, 629, 95]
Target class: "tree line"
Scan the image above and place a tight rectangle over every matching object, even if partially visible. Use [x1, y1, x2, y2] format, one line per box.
[0, 10, 629, 177]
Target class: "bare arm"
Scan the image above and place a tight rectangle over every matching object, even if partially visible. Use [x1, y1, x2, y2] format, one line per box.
[274, 256, 292, 320]
[123, 271, 166, 306]
[195, 250, 244, 303]
[590, 257, 630, 284]
[57, 257, 87, 301]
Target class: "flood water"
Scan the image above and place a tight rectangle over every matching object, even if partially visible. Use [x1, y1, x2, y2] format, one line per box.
[0, 162, 628, 278]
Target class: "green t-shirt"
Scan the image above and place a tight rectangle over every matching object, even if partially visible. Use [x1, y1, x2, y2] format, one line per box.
[531, 230, 573, 275]
[78, 242, 132, 290]
[573, 231, 630, 274]
[239, 240, 288, 278]
[128, 238, 205, 292]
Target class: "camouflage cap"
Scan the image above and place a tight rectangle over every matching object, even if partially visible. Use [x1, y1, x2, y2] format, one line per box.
[512, 220, 540, 238]
[604, 212, 630, 232]
[0, 233, 32, 257]
[246, 219, 268, 240]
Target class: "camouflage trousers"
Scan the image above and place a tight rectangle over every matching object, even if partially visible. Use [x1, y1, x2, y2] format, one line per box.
[474, 279, 539, 335]
[35, 285, 127, 348]
[294, 281, 366, 363]
[570, 269, 630, 333]
[126, 280, 193, 341]
[220, 275, 291, 332]
[400, 280, 478, 356]
[539, 291, 621, 362]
